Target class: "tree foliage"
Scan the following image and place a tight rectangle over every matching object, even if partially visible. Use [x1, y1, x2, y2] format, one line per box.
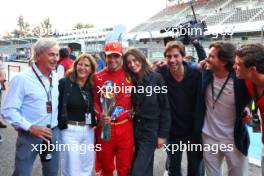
[41, 17, 52, 36]
[6, 16, 54, 38]
[74, 23, 94, 29]
[14, 15, 30, 37]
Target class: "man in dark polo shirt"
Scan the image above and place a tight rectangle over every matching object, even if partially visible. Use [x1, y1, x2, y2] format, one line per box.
[157, 40, 205, 176]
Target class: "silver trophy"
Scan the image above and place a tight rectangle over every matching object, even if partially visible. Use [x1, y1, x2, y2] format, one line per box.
[100, 80, 116, 141]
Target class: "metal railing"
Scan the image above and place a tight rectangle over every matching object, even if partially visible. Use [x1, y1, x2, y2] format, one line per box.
[7, 65, 21, 82]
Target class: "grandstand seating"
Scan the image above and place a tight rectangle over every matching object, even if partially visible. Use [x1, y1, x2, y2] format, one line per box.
[253, 10, 264, 21]
[203, 12, 230, 25]
[202, 0, 229, 12]
[130, 0, 264, 33]
[224, 8, 262, 24]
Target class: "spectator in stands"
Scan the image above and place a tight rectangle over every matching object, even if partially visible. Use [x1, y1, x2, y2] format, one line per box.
[99, 51, 106, 63]
[95, 53, 105, 72]
[233, 43, 264, 176]
[195, 41, 251, 176]
[58, 53, 97, 176]
[1, 38, 60, 176]
[67, 47, 76, 61]
[58, 48, 73, 74]
[157, 40, 205, 176]
[123, 48, 170, 176]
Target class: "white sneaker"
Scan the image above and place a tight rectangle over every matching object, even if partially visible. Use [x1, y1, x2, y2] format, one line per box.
[163, 170, 168, 176]
[0, 135, 3, 143]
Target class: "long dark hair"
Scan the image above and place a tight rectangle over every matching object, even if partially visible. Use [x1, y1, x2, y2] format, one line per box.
[123, 48, 152, 84]
[66, 53, 96, 88]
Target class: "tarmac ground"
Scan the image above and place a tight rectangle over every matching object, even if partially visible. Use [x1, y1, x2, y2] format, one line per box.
[0, 61, 262, 176]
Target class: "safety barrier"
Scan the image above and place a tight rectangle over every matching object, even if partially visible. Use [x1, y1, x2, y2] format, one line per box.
[7, 65, 21, 81]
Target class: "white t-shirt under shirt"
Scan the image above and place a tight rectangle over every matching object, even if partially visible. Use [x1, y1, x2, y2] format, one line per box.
[202, 75, 236, 143]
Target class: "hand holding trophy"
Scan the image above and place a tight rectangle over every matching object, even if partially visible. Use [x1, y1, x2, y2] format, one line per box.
[100, 80, 116, 141]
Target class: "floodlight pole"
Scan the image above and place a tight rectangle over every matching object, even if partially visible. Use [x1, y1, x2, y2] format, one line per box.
[133, 34, 138, 46]
[148, 31, 153, 59]
[118, 33, 123, 42]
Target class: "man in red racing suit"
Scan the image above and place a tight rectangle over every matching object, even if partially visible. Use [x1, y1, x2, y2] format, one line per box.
[234, 43, 264, 176]
[93, 41, 134, 176]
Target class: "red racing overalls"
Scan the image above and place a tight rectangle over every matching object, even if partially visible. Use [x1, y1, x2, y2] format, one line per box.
[245, 80, 264, 144]
[93, 67, 134, 176]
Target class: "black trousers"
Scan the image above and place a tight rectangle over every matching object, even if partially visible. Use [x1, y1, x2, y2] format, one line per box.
[166, 135, 204, 176]
[132, 118, 158, 176]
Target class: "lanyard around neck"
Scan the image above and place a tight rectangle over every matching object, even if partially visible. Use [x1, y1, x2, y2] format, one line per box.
[211, 72, 231, 109]
[78, 84, 90, 112]
[32, 67, 52, 101]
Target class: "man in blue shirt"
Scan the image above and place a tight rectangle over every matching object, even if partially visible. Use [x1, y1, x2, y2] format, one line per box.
[95, 53, 105, 72]
[2, 38, 60, 176]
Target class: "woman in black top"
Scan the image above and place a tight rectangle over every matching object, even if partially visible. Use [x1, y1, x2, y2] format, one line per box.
[123, 48, 171, 176]
[58, 53, 97, 176]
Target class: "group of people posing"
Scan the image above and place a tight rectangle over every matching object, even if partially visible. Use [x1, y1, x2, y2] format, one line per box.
[1, 37, 264, 176]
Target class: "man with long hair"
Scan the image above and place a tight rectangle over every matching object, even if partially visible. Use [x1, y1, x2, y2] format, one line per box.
[195, 41, 251, 176]
[157, 41, 204, 176]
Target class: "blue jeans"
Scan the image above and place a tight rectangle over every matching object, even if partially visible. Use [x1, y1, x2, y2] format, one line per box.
[166, 135, 204, 176]
[12, 127, 59, 176]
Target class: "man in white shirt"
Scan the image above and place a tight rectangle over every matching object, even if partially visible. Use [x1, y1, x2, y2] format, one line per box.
[2, 38, 60, 176]
[195, 41, 251, 176]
